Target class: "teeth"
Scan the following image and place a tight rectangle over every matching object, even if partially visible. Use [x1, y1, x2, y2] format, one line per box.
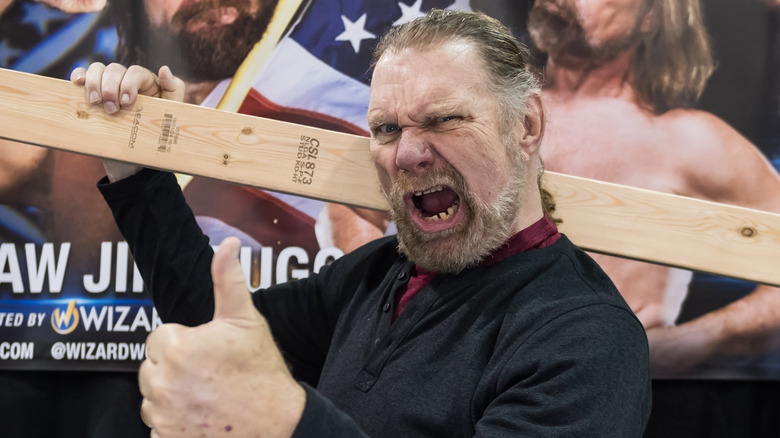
[421, 185, 443, 195]
[414, 185, 444, 197]
[423, 202, 459, 222]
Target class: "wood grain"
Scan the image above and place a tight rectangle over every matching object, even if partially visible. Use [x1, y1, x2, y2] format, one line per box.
[0, 68, 385, 209]
[1, 67, 779, 286]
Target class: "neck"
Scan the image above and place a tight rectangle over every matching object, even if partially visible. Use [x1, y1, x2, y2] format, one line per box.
[544, 50, 638, 101]
[508, 165, 546, 237]
[511, 196, 545, 237]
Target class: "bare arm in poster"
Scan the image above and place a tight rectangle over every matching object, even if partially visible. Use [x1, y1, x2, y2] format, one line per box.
[0, 0, 105, 16]
[527, 0, 780, 375]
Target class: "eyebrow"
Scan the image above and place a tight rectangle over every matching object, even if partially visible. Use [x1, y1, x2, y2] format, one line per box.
[366, 113, 389, 131]
[366, 99, 465, 130]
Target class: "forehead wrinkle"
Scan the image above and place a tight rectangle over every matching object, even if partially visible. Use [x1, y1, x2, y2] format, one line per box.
[367, 42, 489, 128]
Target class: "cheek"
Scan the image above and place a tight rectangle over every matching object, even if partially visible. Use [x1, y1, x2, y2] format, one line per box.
[370, 145, 397, 192]
[446, 154, 508, 201]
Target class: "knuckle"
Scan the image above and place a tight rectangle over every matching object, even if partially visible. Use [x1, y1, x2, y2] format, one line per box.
[126, 64, 146, 74]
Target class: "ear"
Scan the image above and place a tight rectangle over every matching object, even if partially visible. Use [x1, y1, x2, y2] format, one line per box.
[517, 94, 545, 157]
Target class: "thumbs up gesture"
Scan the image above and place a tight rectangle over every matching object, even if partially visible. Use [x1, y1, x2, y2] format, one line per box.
[138, 237, 306, 437]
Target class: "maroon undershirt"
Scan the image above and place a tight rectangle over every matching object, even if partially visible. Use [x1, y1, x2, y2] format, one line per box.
[393, 215, 562, 321]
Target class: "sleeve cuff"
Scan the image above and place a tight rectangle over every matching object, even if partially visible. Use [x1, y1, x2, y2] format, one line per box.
[291, 383, 369, 438]
[96, 168, 177, 201]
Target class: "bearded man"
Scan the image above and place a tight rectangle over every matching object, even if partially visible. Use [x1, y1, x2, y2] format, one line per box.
[72, 9, 651, 437]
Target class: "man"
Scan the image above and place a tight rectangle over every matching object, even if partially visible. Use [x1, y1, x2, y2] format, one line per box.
[73, 10, 651, 436]
[526, 0, 780, 377]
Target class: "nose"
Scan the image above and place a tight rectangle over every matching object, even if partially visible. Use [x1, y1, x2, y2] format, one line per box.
[395, 129, 435, 175]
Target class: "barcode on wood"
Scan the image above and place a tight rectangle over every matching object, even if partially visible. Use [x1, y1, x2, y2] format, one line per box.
[158, 113, 173, 151]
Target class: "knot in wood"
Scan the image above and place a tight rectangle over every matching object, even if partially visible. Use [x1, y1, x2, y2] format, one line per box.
[740, 227, 756, 237]
[241, 127, 253, 135]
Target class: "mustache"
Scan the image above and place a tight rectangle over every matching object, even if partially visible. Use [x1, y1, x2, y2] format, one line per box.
[171, 0, 252, 31]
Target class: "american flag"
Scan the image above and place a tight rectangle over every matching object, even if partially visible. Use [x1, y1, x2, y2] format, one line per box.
[194, 0, 471, 251]
[201, 0, 471, 133]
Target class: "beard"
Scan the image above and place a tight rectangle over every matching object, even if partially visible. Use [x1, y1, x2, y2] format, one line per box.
[528, 0, 644, 69]
[388, 155, 527, 275]
[140, 0, 279, 82]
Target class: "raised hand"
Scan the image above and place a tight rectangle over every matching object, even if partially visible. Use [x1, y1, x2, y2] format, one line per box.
[70, 63, 186, 181]
[138, 237, 305, 438]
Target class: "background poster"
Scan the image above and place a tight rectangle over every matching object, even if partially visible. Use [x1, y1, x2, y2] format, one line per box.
[0, 0, 780, 435]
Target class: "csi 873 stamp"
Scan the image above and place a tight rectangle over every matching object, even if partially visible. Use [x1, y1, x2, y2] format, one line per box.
[292, 135, 320, 185]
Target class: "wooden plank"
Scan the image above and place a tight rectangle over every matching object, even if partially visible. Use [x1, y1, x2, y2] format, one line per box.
[545, 174, 780, 286]
[0, 68, 386, 209]
[1, 67, 779, 286]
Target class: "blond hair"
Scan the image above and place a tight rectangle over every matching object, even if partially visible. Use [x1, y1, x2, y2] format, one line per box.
[635, 0, 715, 113]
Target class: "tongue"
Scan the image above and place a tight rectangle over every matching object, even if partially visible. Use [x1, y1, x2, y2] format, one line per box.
[420, 188, 458, 215]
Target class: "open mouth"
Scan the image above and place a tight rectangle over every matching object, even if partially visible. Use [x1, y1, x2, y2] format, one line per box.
[406, 185, 464, 232]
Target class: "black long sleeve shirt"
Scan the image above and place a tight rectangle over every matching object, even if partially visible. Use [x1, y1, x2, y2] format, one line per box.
[99, 169, 651, 437]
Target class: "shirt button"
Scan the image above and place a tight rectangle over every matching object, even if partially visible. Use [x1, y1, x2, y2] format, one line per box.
[382, 303, 391, 312]
[397, 272, 406, 280]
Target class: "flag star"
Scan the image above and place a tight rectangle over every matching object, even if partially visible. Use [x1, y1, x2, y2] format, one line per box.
[21, 3, 67, 35]
[393, 0, 426, 27]
[0, 39, 25, 67]
[447, 0, 472, 11]
[335, 14, 376, 54]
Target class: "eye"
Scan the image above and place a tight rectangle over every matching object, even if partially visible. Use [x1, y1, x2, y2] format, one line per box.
[378, 123, 400, 134]
[426, 115, 461, 130]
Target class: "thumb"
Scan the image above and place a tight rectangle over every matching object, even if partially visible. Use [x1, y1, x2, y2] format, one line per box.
[157, 65, 186, 103]
[211, 237, 256, 322]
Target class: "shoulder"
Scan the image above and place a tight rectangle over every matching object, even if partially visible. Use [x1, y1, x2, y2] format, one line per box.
[485, 243, 651, 432]
[505, 237, 631, 309]
[488, 236, 643, 344]
[658, 108, 749, 159]
[659, 109, 780, 205]
[494, 239, 649, 372]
